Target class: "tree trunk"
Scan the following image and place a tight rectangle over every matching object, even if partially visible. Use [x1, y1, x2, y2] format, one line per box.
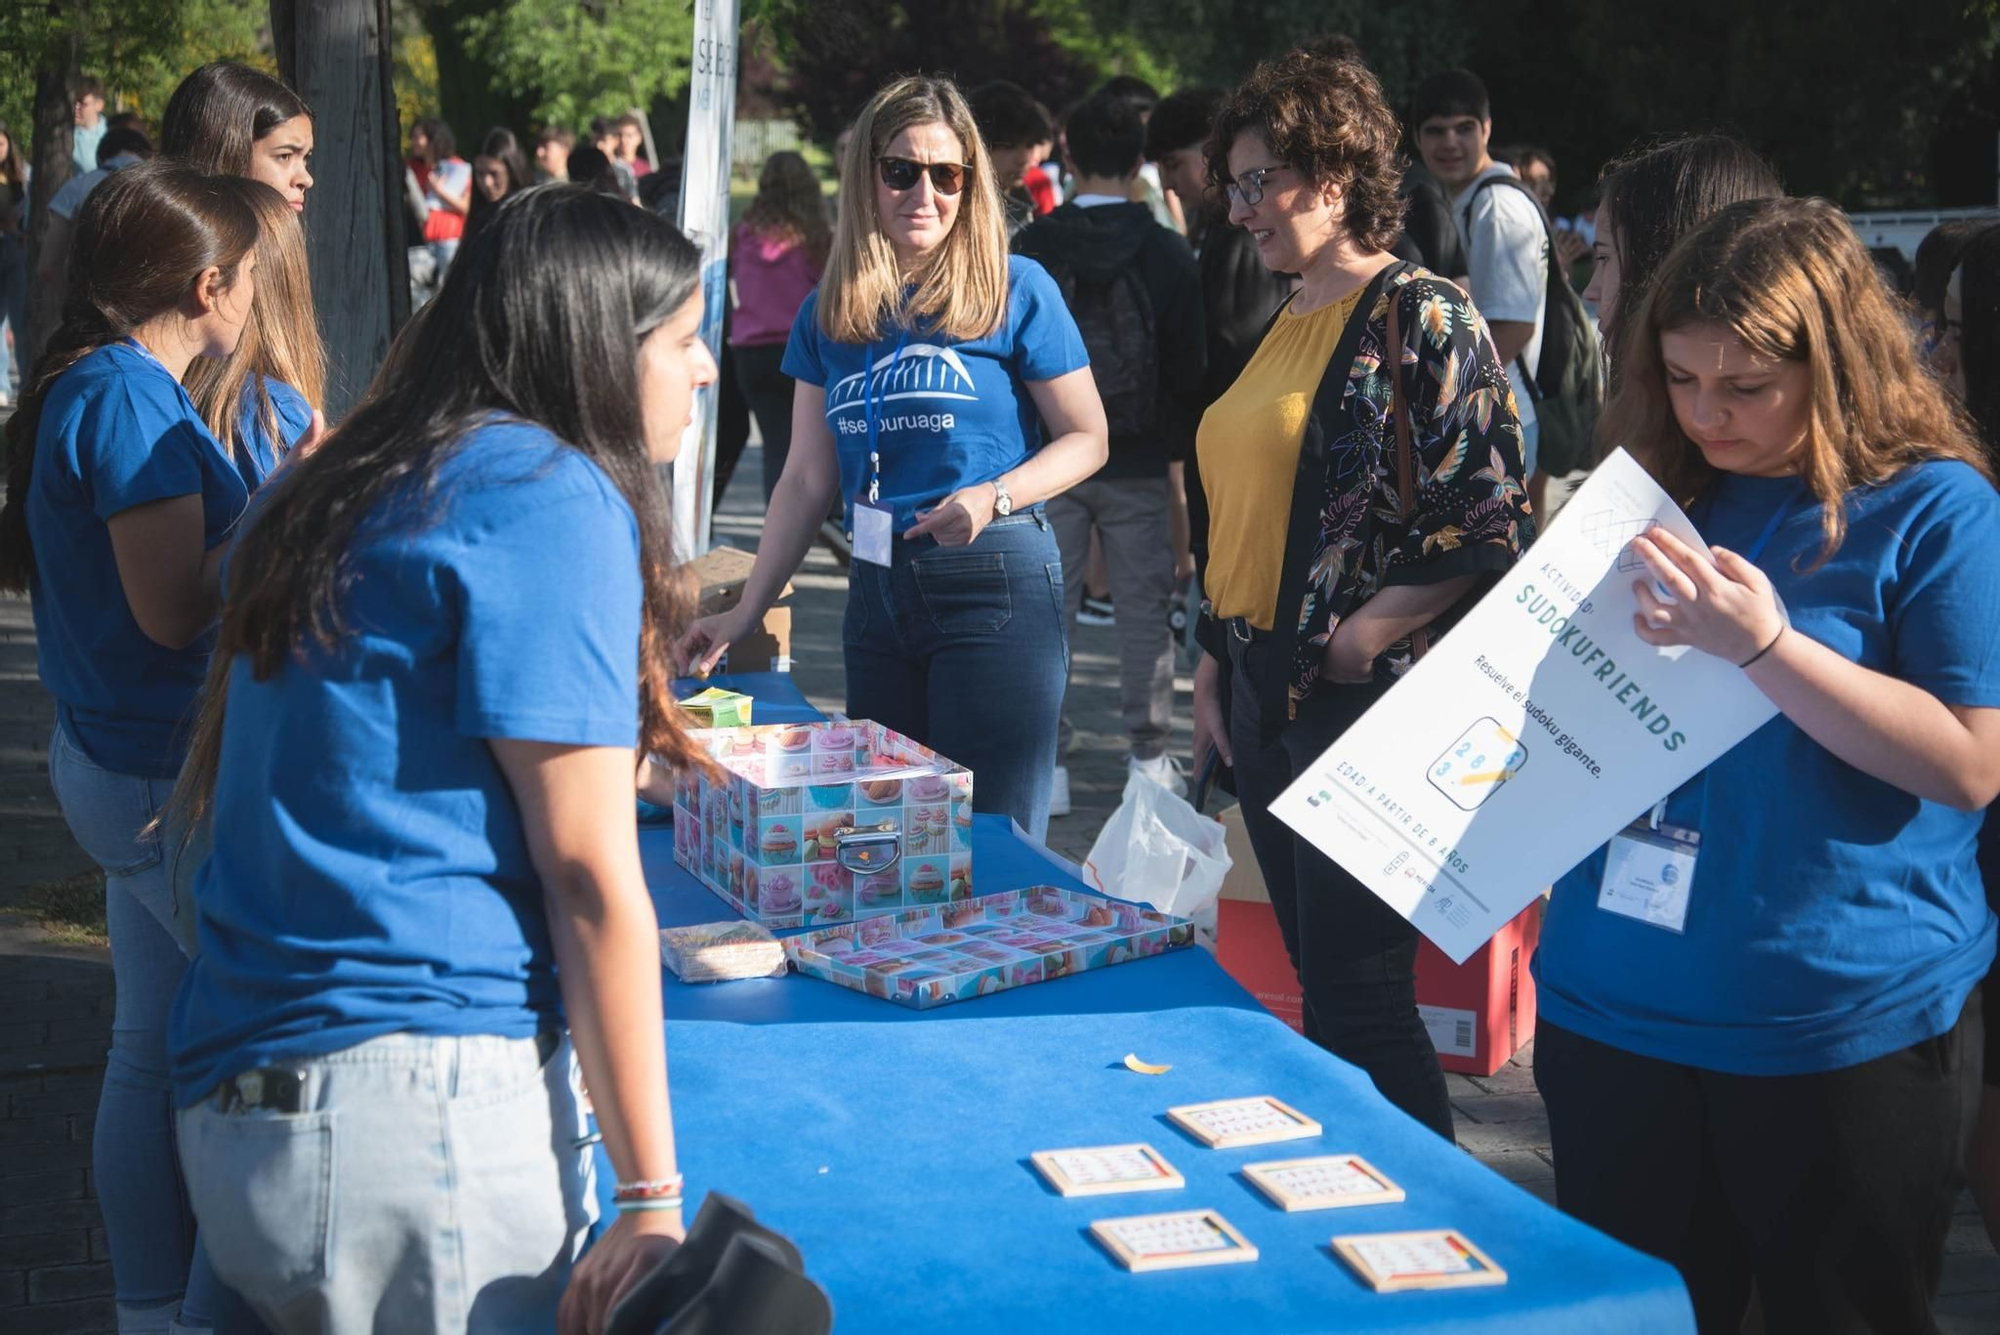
[23, 63, 77, 365]
[270, 0, 409, 418]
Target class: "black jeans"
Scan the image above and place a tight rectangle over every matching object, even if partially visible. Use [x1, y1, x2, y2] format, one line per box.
[1225, 635, 1455, 1140]
[732, 342, 795, 503]
[1535, 1002, 1982, 1335]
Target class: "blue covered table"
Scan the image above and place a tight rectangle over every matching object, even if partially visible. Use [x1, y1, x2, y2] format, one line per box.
[628, 676, 1694, 1333]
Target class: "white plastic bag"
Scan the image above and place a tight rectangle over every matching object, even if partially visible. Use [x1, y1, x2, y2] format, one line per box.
[1084, 770, 1233, 950]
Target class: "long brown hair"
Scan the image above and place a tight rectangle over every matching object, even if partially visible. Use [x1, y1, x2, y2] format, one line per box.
[819, 75, 1009, 345]
[161, 61, 312, 177]
[740, 150, 831, 269]
[1605, 196, 1992, 566]
[185, 181, 326, 469]
[0, 161, 257, 591]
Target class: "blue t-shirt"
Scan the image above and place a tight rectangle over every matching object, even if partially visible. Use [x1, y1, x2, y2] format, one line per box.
[27, 340, 254, 778]
[781, 254, 1088, 530]
[1536, 461, 2000, 1075]
[169, 421, 643, 1105]
[233, 376, 314, 488]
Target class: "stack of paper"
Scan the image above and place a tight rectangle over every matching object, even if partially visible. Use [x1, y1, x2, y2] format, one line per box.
[659, 921, 788, 983]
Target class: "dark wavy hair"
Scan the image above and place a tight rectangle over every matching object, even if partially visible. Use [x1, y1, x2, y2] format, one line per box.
[161, 61, 312, 177]
[0, 161, 258, 591]
[1596, 133, 1783, 360]
[1205, 50, 1405, 253]
[213, 184, 710, 775]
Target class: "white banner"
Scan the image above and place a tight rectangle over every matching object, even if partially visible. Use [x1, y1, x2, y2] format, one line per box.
[672, 0, 740, 563]
[1271, 449, 1779, 963]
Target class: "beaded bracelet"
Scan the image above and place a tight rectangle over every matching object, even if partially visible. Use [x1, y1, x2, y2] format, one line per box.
[614, 1174, 684, 1203]
[614, 1196, 684, 1214]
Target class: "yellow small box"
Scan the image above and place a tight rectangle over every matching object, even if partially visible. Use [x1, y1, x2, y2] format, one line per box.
[681, 688, 754, 729]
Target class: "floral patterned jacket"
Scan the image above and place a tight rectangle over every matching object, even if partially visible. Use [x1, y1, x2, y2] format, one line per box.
[1195, 263, 1533, 732]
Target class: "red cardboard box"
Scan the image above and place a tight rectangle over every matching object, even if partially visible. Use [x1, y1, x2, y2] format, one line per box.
[1214, 898, 1539, 1077]
[1415, 903, 1541, 1076]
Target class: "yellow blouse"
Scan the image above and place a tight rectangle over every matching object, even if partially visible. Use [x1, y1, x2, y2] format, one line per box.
[1196, 288, 1364, 628]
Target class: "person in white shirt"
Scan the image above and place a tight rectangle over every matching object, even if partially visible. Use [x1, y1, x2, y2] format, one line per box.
[1412, 69, 1548, 486]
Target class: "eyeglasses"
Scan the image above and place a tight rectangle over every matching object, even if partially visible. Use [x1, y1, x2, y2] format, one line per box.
[878, 156, 970, 196]
[1225, 164, 1293, 208]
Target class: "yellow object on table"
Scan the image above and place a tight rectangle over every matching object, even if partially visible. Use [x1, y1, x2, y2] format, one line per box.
[681, 687, 754, 728]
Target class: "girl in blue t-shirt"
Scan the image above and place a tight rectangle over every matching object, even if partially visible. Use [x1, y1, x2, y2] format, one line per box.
[0, 160, 263, 1335]
[676, 75, 1109, 839]
[167, 185, 717, 1335]
[1535, 197, 2000, 1333]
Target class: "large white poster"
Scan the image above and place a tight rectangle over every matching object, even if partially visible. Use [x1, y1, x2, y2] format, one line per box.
[1271, 449, 1779, 963]
[672, 0, 740, 563]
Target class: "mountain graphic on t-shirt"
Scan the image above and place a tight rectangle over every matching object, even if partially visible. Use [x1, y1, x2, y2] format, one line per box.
[827, 343, 980, 415]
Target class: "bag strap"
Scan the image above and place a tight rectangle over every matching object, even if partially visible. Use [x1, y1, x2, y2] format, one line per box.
[1384, 280, 1431, 662]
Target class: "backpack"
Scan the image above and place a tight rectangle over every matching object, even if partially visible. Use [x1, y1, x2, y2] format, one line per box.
[1465, 175, 1604, 477]
[1044, 260, 1159, 440]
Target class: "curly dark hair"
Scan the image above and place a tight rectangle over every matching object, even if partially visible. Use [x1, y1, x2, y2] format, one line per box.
[1204, 50, 1404, 254]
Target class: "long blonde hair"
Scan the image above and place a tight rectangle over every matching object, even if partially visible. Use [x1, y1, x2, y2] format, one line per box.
[819, 75, 1009, 345]
[1605, 196, 1992, 566]
[185, 183, 327, 467]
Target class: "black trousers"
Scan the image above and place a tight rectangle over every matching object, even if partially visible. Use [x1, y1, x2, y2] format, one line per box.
[1535, 1002, 1982, 1335]
[732, 342, 795, 503]
[1225, 636, 1456, 1140]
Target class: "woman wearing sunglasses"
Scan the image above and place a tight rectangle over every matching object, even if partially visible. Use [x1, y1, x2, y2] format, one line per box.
[678, 74, 1107, 839]
[1185, 51, 1531, 1138]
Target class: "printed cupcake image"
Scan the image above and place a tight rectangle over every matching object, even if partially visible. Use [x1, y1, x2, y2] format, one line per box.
[808, 782, 856, 811]
[948, 855, 972, 902]
[905, 805, 947, 855]
[858, 778, 903, 808]
[760, 870, 802, 917]
[906, 860, 947, 904]
[1027, 889, 1070, 918]
[806, 879, 853, 925]
[757, 784, 800, 817]
[951, 799, 973, 849]
[741, 864, 760, 911]
[755, 818, 801, 867]
[857, 873, 902, 910]
[812, 748, 856, 776]
[858, 917, 899, 948]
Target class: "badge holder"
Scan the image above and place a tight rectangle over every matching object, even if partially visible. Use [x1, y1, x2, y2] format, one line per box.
[849, 332, 910, 569]
[1597, 800, 1700, 933]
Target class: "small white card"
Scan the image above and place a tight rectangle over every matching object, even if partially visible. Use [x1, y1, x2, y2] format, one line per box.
[1090, 1209, 1259, 1272]
[1332, 1228, 1507, 1292]
[1243, 1155, 1404, 1211]
[1032, 1144, 1184, 1197]
[1168, 1096, 1321, 1149]
[852, 499, 894, 567]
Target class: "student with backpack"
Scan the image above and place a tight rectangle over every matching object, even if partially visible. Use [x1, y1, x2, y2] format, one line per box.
[1014, 92, 1206, 802]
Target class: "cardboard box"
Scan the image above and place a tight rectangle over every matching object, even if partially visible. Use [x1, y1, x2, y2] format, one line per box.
[688, 546, 794, 673]
[1215, 804, 1268, 904]
[1415, 902, 1540, 1076]
[672, 720, 973, 929]
[786, 887, 1195, 1009]
[1216, 899, 1304, 1032]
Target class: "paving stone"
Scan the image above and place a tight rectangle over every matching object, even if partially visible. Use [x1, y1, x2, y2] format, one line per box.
[26, 1261, 114, 1303]
[0, 1267, 24, 1306]
[1449, 1092, 1551, 1125]
[1449, 1113, 1553, 1156]
[0, 1200, 102, 1238]
[0, 1170, 84, 1207]
[9, 1085, 98, 1118]
[4, 1295, 115, 1333]
[0, 1139, 89, 1174]
[0, 1116, 68, 1145]
[0, 1232, 88, 1268]
[1468, 1148, 1557, 1186]
[43, 1018, 109, 1046]
[0, 1043, 111, 1077]
[0, 1024, 47, 1050]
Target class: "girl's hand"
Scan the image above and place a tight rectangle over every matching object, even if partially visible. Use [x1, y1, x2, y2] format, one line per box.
[1629, 525, 1785, 666]
[903, 483, 997, 547]
[558, 1208, 683, 1335]
[673, 609, 752, 677]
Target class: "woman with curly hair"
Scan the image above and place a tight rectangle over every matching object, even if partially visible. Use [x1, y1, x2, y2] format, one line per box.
[1186, 50, 1531, 1139]
[731, 150, 832, 498]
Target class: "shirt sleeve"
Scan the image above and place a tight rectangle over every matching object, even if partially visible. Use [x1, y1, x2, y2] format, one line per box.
[1888, 467, 2000, 707]
[265, 380, 316, 450]
[1464, 187, 1546, 326]
[453, 471, 643, 746]
[1379, 278, 1532, 584]
[1008, 257, 1090, 382]
[780, 292, 827, 387]
[80, 380, 210, 521]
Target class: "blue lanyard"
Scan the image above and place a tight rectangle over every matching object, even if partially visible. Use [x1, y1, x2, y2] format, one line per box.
[1695, 480, 1808, 567]
[862, 329, 911, 506]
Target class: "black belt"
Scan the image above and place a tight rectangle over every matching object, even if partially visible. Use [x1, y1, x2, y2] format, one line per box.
[1224, 616, 1275, 644]
[210, 1029, 562, 1114]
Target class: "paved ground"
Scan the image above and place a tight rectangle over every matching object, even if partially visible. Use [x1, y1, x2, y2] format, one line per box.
[4, 437, 1997, 1330]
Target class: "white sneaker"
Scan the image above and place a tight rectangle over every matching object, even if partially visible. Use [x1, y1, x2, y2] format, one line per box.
[1129, 752, 1186, 799]
[1049, 764, 1072, 818]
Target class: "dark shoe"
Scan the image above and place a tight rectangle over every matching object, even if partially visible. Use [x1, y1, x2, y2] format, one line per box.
[1076, 593, 1114, 627]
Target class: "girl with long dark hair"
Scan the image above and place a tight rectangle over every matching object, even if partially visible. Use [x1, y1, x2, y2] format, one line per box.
[167, 185, 716, 1334]
[0, 158, 262, 1335]
[464, 126, 534, 244]
[161, 61, 315, 212]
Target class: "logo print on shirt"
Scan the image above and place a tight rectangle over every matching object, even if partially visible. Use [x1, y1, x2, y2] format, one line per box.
[827, 344, 978, 433]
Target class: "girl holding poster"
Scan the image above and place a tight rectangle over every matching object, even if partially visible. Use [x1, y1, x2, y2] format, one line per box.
[1535, 197, 2000, 1335]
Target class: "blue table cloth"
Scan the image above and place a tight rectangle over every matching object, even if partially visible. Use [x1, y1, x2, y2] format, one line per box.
[620, 675, 1694, 1333]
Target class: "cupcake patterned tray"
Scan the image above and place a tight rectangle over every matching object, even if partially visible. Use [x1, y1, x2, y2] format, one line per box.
[785, 886, 1196, 1010]
[671, 720, 974, 929]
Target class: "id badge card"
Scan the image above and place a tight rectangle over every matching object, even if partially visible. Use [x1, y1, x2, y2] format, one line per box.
[1597, 816, 1700, 933]
[852, 499, 894, 568]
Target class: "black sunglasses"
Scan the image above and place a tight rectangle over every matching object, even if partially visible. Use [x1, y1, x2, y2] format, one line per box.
[878, 156, 970, 196]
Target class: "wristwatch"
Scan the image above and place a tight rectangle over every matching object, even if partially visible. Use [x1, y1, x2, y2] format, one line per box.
[992, 479, 1014, 517]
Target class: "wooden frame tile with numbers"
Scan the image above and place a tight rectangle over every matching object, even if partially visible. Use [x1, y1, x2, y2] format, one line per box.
[1089, 1209, 1259, 1273]
[1331, 1228, 1507, 1292]
[1166, 1095, 1321, 1149]
[1030, 1144, 1184, 1198]
[1242, 1154, 1405, 1211]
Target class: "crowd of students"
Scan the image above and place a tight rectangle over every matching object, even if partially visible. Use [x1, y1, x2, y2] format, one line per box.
[5, 33, 2000, 1335]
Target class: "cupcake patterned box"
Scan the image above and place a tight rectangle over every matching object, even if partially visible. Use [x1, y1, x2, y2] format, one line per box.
[784, 887, 1196, 1010]
[670, 720, 975, 929]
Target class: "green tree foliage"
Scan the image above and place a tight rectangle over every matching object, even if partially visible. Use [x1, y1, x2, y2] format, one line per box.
[456, 0, 696, 130]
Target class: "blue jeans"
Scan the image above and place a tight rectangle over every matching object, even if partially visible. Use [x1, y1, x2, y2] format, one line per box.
[47, 724, 221, 1330]
[0, 233, 26, 392]
[178, 1032, 595, 1334]
[843, 510, 1068, 841]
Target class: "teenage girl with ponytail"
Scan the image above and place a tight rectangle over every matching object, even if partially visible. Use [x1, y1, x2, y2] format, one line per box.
[0, 158, 266, 1335]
